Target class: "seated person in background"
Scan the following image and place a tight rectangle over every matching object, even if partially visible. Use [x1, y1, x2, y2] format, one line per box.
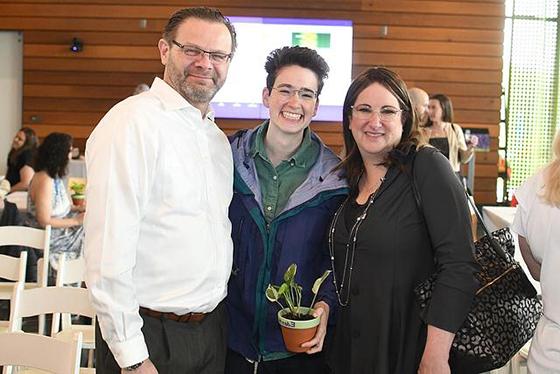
[5, 127, 37, 192]
[24, 132, 84, 281]
[512, 130, 560, 372]
[424, 93, 478, 179]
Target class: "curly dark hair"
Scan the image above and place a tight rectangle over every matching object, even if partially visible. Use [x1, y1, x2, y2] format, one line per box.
[8, 127, 38, 165]
[264, 46, 330, 96]
[34, 132, 73, 179]
[162, 7, 237, 55]
[338, 67, 425, 190]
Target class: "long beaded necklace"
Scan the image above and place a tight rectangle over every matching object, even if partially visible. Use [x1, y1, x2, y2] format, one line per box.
[328, 177, 385, 306]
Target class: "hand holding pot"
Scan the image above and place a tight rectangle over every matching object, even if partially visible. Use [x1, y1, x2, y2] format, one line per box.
[300, 301, 330, 354]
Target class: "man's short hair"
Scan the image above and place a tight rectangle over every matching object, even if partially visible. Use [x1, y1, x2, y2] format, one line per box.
[265, 46, 330, 96]
[162, 7, 237, 55]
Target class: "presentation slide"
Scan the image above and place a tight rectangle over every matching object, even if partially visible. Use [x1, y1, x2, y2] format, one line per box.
[212, 17, 353, 122]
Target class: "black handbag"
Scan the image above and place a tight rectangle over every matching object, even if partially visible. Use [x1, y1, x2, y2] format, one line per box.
[410, 170, 543, 372]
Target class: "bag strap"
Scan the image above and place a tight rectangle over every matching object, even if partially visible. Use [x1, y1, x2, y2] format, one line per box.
[408, 149, 508, 260]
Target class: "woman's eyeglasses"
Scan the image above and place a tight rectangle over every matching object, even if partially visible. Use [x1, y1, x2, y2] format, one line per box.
[351, 105, 403, 121]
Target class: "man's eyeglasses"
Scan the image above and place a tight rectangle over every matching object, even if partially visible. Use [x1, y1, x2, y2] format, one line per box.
[351, 104, 403, 121]
[171, 40, 232, 64]
[271, 87, 317, 102]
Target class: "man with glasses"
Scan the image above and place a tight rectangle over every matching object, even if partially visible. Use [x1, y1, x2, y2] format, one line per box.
[225, 46, 347, 373]
[85, 7, 236, 373]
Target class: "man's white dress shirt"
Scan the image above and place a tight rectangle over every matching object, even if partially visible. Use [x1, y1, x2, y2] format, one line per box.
[84, 77, 234, 368]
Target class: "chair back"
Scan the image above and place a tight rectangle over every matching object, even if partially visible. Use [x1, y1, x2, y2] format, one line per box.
[0, 331, 82, 374]
[0, 252, 27, 283]
[0, 252, 27, 329]
[54, 256, 93, 334]
[9, 283, 95, 334]
[56, 256, 86, 286]
[0, 225, 51, 288]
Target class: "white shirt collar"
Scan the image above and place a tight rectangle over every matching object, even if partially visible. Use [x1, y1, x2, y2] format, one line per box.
[149, 77, 215, 121]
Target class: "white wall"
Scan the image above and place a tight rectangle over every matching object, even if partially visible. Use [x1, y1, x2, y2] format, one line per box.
[0, 31, 23, 176]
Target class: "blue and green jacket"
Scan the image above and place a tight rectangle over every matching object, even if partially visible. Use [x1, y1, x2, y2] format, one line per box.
[226, 125, 348, 362]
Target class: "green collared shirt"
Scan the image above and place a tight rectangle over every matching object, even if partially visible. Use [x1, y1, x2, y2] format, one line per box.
[251, 122, 319, 223]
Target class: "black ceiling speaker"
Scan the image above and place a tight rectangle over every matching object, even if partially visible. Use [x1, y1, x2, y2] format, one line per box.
[70, 38, 83, 53]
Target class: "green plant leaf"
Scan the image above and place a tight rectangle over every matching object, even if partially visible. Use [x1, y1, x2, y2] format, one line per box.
[312, 270, 332, 295]
[283, 263, 297, 283]
[265, 284, 279, 302]
[278, 283, 289, 296]
[70, 182, 86, 194]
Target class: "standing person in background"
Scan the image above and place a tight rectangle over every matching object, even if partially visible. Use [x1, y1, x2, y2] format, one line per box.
[424, 93, 478, 179]
[327, 67, 478, 373]
[85, 7, 237, 373]
[226, 46, 347, 373]
[5, 127, 37, 192]
[512, 130, 560, 372]
[408, 87, 429, 126]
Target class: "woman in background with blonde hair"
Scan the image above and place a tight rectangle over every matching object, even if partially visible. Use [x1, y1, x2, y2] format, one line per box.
[512, 130, 560, 372]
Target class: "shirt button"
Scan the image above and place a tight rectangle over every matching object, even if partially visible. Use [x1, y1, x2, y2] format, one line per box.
[267, 206, 272, 211]
[272, 175, 277, 180]
[290, 161, 295, 166]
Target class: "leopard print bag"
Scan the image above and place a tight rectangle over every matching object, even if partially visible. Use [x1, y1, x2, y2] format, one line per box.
[407, 153, 542, 373]
[415, 226, 543, 372]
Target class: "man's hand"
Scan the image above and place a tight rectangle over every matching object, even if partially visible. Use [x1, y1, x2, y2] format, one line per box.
[121, 359, 158, 374]
[300, 301, 330, 354]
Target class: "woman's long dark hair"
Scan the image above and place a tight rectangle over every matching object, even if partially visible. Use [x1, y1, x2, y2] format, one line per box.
[8, 127, 38, 166]
[34, 132, 73, 179]
[424, 93, 454, 127]
[337, 67, 423, 190]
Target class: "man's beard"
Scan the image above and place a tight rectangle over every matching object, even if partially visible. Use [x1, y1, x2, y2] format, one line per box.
[181, 81, 219, 104]
[173, 68, 223, 104]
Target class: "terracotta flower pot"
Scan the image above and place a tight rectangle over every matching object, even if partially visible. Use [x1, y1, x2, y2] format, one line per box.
[72, 194, 86, 206]
[277, 307, 320, 353]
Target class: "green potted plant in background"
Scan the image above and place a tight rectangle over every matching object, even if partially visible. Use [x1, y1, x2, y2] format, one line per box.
[265, 263, 331, 352]
[69, 181, 86, 206]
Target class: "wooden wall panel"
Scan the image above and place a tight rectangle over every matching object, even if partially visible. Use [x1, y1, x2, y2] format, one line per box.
[0, 0, 505, 204]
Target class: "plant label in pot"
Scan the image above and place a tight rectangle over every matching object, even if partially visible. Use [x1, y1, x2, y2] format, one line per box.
[277, 307, 320, 352]
[265, 264, 331, 353]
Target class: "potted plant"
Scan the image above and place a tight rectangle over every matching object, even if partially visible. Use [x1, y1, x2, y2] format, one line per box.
[265, 263, 331, 353]
[70, 181, 86, 206]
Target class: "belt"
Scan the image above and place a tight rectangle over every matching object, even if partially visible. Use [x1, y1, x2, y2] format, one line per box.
[139, 306, 207, 323]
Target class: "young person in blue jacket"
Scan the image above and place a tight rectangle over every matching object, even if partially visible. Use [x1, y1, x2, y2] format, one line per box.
[225, 46, 348, 373]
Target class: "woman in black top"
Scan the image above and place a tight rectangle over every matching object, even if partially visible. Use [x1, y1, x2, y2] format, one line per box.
[423, 94, 478, 177]
[5, 127, 37, 192]
[327, 67, 478, 373]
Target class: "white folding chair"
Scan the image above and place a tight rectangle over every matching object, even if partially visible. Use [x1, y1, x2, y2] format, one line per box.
[0, 331, 82, 374]
[0, 226, 51, 333]
[55, 257, 95, 368]
[7, 283, 95, 373]
[0, 252, 27, 332]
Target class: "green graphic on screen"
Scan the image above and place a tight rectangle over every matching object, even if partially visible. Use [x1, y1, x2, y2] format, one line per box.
[292, 33, 331, 48]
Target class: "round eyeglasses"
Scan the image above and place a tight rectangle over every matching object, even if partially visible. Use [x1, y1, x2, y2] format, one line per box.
[351, 105, 403, 121]
[271, 87, 318, 102]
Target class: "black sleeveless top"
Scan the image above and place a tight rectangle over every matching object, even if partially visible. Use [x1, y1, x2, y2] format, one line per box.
[429, 137, 450, 160]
